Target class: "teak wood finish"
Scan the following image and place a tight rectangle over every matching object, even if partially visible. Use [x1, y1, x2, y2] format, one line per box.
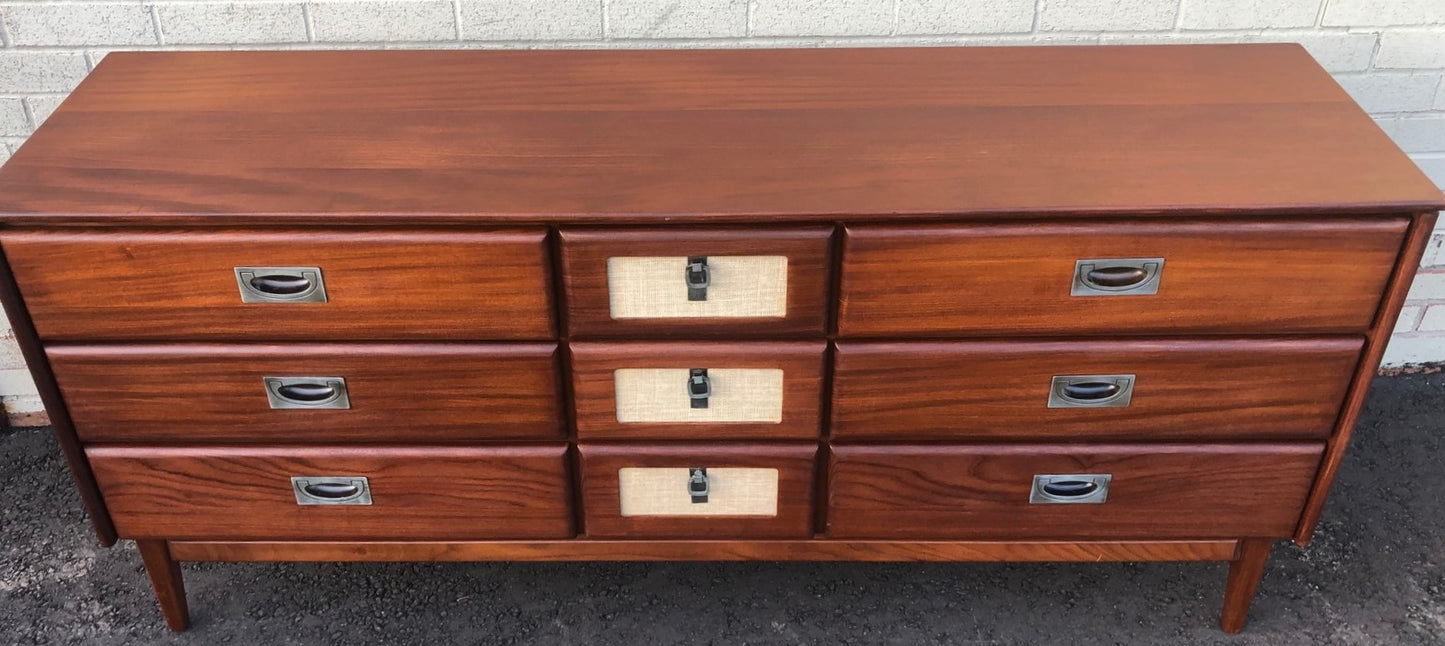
[0, 45, 1440, 635]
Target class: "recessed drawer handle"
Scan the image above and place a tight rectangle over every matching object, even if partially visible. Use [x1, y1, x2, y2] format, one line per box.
[291, 476, 372, 505]
[1084, 266, 1148, 287]
[264, 376, 351, 410]
[234, 266, 328, 303]
[1061, 381, 1120, 401]
[687, 368, 711, 409]
[1048, 374, 1135, 408]
[1030, 474, 1111, 504]
[1072, 258, 1164, 296]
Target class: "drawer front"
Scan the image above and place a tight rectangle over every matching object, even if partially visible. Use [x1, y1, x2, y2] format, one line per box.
[832, 338, 1361, 440]
[828, 443, 1322, 539]
[49, 344, 562, 443]
[579, 443, 816, 538]
[87, 445, 574, 540]
[570, 341, 825, 440]
[560, 228, 832, 337]
[838, 219, 1407, 337]
[2, 229, 554, 341]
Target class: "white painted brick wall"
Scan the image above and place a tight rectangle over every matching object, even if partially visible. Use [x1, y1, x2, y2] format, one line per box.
[0, 0, 1442, 426]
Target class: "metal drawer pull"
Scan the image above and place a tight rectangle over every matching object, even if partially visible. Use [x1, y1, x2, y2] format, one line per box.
[685, 256, 710, 301]
[291, 476, 372, 505]
[688, 467, 709, 503]
[1071, 257, 1164, 296]
[264, 376, 351, 410]
[688, 368, 711, 409]
[234, 266, 328, 303]
[1030, 474, 1111, 504]
[1048, 374, 1135, 408]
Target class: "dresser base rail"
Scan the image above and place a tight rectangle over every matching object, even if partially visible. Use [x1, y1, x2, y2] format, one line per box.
[142, 538, 1271, 633]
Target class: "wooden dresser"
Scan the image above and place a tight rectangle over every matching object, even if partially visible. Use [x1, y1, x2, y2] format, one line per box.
[0, 45, 1440, 634]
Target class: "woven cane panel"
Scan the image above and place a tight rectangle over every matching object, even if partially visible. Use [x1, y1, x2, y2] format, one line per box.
[614, 368, 785, 423]
[618, 467, 780, 517]
[607, 256, 788, 319]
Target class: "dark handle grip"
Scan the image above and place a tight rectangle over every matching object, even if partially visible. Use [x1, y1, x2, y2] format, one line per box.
[1084, 266, 1148, 288]
[1041, 480, 1099, 498]
[1061, 382, 1121, 401]
[277, 383, 337, 402]
[302, 482, 359, 499]
[249, 274, 313, 295]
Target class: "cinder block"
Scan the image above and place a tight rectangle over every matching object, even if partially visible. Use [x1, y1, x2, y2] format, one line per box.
[24, 96, 65, 129]
[1416, 155, 1445, 191]
[608, 0, 746, 38]
[1378, 116, 1445, 153]
[157, 2, 309, 45]
[1396, 305, 1424, 333]
[1324, 0, 1445, 28]
[1038, 0, 1178, 32]
[1406, 270, 1445, 300]
[0, 368, 36, 397]
[0, 98, 26, 137]
[1, 2, 157, 46]
[0, 53, 91, 93]
[1255, 32, 1378, 73]
[459, 0, 602, 40]
[750, 0, 894, 37]
[1335, 73, 1442, 113]
[309, 0, 456, 42]
[1381, 333, 1445, 366]
[1422, 236, 1444, 267]
[1180, 0, 1321, 30]
[897, 0, 1034, 35]
[0, 144, 9, 167]
[1418, 305, 1445, 331]
[1376, 29, 1445, 69]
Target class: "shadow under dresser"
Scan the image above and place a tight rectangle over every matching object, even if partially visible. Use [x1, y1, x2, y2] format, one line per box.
[0, 44, 1440, 633]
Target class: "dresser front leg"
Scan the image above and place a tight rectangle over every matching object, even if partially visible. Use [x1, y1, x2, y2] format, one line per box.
[1219, 538, 1273, 633]
[137, 540, 190, 631]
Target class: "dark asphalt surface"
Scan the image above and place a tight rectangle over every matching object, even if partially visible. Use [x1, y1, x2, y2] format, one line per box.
[3, 373, 1444, 645]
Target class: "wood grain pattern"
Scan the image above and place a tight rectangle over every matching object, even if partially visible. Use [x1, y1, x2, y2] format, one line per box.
[827, 443, 1323, 539]
[169, 539, 1240, 562]
[1295, 211, 1442, 545]
[579, 443, 816, 539]
[561, 227, 832, 337]
[1221, 537, 1274, 633]
[1, 229, 554, 341]
[838, 218, 1408, 337]
[136, 540, 189, 631]
[0, 47, 1439, 224]
[832, 338, 1362, 440]
[570, 341, 826, 440]
[88, 445, 575, 541]
[48, 343, 562, 443]
[0, 244, 117, 545]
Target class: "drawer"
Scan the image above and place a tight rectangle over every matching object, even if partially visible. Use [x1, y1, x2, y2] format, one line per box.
[832, 338, 1361, 440]
[560, 228, 832, 337]
[837, 218, 1407, 337]
[579, 443, 816, 538]
[87, 445, 574, 540]
[570, 341, 825, 440]
[827, 443, 1323, 539]
[49, 343, 562, 443]
[2, 229, 554, 341]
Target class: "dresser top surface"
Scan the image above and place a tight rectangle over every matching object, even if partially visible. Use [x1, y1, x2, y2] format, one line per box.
[0, 44, 1439, 224]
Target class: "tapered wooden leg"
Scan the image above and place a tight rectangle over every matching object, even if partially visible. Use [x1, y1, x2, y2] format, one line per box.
[1220, 538, 1273, 633]
[137, 539, 190, 631]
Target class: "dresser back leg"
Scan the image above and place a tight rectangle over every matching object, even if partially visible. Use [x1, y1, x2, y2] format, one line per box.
[1220, 538, 1274, 633]
[137, 540, 190, 631]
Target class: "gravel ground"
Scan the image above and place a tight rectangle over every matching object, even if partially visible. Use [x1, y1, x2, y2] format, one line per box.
[2, 373, 1444, 645]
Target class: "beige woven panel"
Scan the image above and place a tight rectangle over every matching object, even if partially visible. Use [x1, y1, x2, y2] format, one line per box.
[614, 368, 784, 423]
[618, 467, 779, 516]
[607, 256, 788, 319]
